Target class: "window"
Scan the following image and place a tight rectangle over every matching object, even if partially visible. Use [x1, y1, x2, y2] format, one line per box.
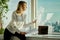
[3, 0, 60, 33]
[36, 0, 60, 32]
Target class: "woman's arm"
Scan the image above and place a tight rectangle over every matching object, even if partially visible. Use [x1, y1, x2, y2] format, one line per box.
[23, 14, 36, 27]
[24, 20, 36, 27]
[11, 12, 22, 34]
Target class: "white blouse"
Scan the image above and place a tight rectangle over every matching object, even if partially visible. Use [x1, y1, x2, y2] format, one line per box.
[6, 11, 33, 34]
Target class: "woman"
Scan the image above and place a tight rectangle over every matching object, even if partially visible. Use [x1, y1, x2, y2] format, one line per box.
[4, 1, 36, 40]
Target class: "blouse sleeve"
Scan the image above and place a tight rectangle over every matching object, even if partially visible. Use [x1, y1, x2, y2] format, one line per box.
[23, 14, 33, 27]
[11, 12, 21, 33]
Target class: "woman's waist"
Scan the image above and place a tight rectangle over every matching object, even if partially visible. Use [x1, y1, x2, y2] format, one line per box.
[6, 26, 16, 34]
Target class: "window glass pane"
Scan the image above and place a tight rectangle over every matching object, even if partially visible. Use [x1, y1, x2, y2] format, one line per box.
[36, 0, 60, 32]
[24, 0, 31, 24]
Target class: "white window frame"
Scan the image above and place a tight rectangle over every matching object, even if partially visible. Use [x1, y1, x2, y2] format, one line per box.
[31, 0, 36, 28]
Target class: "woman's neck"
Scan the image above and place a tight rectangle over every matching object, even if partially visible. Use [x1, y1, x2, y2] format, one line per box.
[16, 10, 24, 16]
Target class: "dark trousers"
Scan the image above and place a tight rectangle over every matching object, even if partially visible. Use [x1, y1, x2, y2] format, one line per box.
[4, 28, 26, 40]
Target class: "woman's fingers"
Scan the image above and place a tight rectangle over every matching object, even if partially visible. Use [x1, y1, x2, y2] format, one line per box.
[32, 20, 36, 23]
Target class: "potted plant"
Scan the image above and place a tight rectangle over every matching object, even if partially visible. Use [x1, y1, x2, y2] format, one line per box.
[0, 0, 9, 34]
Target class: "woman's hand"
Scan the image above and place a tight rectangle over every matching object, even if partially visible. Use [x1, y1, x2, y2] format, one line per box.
[20, 32, 27, 35]
[32, 20, 36, 23]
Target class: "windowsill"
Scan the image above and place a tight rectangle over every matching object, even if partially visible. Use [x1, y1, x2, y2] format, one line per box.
[26, 32, 60, 39]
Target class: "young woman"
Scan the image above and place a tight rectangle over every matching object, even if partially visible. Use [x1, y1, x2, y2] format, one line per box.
[4, 1, 36, 40]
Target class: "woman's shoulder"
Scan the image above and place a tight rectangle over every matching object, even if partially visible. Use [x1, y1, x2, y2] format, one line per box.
[23, 13, 26, 17]
[12, 11, 17, 15]
[12, 11, 16, 14]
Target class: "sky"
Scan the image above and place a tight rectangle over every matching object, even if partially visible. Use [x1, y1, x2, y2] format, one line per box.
[37, 0, 60, 23]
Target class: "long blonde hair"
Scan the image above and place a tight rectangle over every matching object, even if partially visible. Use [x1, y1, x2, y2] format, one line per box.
[16, 1, 27, 12]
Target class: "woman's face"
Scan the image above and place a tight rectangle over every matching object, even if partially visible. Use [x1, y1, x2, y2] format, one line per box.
[19, 3, 27, 11]
[22, 3, 27, 11]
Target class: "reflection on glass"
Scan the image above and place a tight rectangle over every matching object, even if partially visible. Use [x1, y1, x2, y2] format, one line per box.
[36, 0, 60, 32]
